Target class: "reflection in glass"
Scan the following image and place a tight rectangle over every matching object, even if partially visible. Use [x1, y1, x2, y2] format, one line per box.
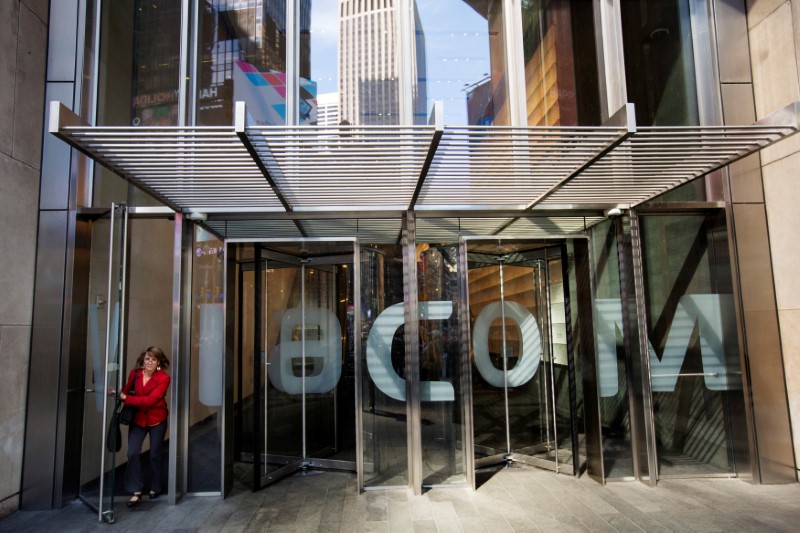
[302, 259, 357, 462]
[232, 241, 356, 488]
[417, 244, 466, 485]
[626, 0, 707, 201]
[261, 253, 304, 476]
[640, 214, 744, 477]
[197, 0, 287, 125]
[413, 0, 508, 125]
[361, 244, 408, 487]
[590, 220, 634, 479]
[94, 0, 181, 206]
[78, 206, 125, 518]
[188, 227, 224, 492]
[621, 0, 699, 127]
[521, 0, 600, 126]
[467, 244, 578, 474]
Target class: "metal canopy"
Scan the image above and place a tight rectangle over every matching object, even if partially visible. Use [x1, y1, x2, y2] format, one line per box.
[50, 100, 799, 239]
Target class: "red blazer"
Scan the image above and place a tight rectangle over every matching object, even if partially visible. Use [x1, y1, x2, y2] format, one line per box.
[121, 368, 170, 427]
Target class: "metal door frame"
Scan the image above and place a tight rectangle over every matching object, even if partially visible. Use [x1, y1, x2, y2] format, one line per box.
[77, 205, 183, 520]
[76, 203, 128, 523]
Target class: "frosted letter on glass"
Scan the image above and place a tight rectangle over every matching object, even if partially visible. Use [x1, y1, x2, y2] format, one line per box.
[472, 301, 541, 387]
[594, 294, 738, 396]
[268, 307, 342, 394]
[198, 303, 224, 406]
[366, 302, 455, 402]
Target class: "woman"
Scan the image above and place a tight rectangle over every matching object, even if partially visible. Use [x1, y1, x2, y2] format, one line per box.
[118, 346, 171, 507]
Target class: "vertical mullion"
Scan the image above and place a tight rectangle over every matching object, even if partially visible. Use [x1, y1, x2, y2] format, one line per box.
[403, 212, 422, 493]
[253, 245, 263, 489]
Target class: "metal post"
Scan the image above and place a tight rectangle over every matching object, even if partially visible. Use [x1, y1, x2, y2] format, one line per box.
[628, 209, 659, 485]
[615, 211, 657, 486]
[354, 240, 364, 491]
[403, 212, 422, 493]
[498, 257, 512, 456]
[458, 238, 476, 488]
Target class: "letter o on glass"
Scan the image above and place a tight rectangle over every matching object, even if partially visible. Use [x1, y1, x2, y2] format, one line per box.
[472, 301, 541, 388]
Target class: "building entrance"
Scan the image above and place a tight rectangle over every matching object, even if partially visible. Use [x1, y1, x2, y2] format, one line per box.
[464, 240, 584, 477]
[229, 240, 357, 490]
[76, 204, 177, 522]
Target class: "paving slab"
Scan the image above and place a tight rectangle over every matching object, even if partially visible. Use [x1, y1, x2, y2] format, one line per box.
[3, 467, 800, 532]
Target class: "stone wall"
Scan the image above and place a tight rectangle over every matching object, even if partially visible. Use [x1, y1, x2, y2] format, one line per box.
[747, 0, 800, 477]
[0, 0, 47, 519]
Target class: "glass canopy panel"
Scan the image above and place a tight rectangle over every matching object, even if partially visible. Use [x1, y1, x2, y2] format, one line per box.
[51, 99, 799, 215]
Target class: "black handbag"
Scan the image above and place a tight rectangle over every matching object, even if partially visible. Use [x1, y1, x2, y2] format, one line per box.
[106, 412, 122, 453]
[117, 370, 138, 425]
[105, 371, 138, 451]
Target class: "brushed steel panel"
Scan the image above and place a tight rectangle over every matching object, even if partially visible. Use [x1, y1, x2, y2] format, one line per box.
[46, 0, 79, 82]
[40, 84, 74, 210]
[58, 216, 91, 505]
[21, 210, 68, 509]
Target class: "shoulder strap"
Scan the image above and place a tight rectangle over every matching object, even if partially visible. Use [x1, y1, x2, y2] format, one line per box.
[128, 369, 138, 394]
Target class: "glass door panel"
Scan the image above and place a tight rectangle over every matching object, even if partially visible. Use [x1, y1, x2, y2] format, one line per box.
[257, 249, 304, 486]
[245, 240, 357, 490]
[304, 257, 356, 466]
[640, 214, 742, 478]
[506, 261, 560, 468]
[466, 241, 577, 482]
[79, 203, 127, 523]
[469, 264, 514, 464]
[360, 244, 409, 487]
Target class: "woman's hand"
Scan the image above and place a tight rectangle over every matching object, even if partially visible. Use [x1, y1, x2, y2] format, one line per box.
[119, 392, 127, 400]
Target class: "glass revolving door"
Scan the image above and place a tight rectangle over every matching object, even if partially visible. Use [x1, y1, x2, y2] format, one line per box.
[232, 240, 356, 490]
[466, 241, 578, 478]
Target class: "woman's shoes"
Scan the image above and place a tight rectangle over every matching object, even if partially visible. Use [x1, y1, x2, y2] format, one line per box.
[127, 493, 143, 508]
[149, 490, 160, 499]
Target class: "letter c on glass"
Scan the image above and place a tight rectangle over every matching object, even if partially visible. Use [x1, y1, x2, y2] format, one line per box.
[472, 301, 540, 387]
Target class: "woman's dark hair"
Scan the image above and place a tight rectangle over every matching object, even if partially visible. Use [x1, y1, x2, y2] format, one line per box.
[135, 345, 171, 370]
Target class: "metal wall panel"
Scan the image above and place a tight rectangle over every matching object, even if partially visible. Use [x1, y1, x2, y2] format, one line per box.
[21, 210, 68, 509]
[168, 214, 191, 504]
[57, 216, 91, 505]
[46, 0, 79, 82]
[40, 83, 74, 210]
